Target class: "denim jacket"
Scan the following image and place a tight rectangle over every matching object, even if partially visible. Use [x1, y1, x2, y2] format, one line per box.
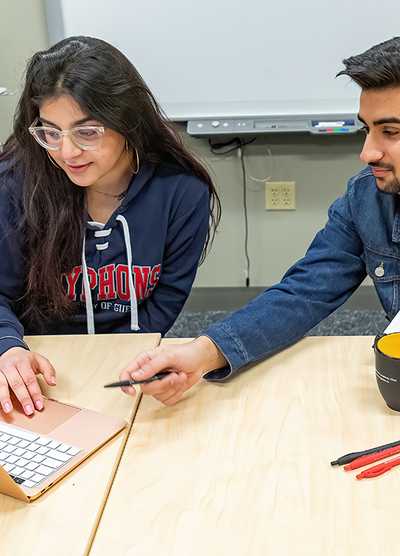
[204, 167, 400, 381]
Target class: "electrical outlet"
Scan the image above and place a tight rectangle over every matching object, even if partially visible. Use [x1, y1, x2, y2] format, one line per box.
[265, 181, 296, 210]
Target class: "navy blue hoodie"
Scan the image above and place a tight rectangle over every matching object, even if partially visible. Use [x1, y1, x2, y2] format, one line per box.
[0, 160, 210, 355]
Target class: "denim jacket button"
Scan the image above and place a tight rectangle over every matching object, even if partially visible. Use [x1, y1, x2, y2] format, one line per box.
[374, 263, 385, 277]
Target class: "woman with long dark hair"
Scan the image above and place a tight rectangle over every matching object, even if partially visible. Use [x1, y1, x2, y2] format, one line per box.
[0, 36, 220, 416]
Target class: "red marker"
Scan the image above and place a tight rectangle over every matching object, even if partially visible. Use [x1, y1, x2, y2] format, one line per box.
[356, 456, 400, 480]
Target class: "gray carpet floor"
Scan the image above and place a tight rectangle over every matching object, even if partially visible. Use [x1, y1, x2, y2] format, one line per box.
[166, 308, 388, 338]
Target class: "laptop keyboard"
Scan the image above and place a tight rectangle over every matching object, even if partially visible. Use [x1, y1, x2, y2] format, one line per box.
[0, 422, 81, 489]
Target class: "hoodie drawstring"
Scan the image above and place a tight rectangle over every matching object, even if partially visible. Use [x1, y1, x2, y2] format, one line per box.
[82, 235, 95, 334]
[81, 215, 140, 334]
[116, 215, 139, 331]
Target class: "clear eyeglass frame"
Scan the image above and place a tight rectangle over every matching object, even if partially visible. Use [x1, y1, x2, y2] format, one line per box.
[28, 118, 105, 151]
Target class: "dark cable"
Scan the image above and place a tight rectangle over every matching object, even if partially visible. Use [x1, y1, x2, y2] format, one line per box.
[208, 136, 256, 155]
[208, 136, 254, 287]
[238, 141, 250, 287]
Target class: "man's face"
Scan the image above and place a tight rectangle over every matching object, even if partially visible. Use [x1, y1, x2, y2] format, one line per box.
[359, 87, 400, 194]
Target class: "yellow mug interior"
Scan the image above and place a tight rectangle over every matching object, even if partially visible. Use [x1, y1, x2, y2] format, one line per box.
[377, 333, 400, 359]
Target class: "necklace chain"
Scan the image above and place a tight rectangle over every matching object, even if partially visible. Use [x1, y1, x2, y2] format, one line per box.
[91, 187, 129, 201]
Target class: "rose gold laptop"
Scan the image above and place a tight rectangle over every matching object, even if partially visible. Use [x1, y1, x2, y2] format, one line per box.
[0, 396, 126, 502]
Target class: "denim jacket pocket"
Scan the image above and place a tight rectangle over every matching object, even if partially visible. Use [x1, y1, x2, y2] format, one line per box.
[364, 247, 400, 318]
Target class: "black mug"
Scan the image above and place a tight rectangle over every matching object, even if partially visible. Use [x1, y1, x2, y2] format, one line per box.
[374, 332, 400, 411]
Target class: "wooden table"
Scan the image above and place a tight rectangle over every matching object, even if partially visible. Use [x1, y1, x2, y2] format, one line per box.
[0, 333, 160, 556]
[90, 336, 400, 556]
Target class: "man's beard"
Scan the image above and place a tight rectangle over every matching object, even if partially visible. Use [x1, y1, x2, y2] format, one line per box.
[371, 164, 400, 194]
[380, 176, 400, 194]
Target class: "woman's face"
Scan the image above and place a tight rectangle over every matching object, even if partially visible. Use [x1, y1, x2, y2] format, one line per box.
[39, 94, 131, 189]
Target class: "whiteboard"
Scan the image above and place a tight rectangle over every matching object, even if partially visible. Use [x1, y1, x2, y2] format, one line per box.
[46, 0, 400, 123]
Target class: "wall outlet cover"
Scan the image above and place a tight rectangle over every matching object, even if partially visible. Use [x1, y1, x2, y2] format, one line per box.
[265, 181, 296, 210]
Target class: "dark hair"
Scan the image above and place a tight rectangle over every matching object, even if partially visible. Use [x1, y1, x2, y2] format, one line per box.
[337, 36, 400, 88]
[0, 36, 221, 325]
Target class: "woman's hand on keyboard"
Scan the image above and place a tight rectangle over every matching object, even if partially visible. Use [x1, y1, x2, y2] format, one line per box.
[0, 347, 56, 416]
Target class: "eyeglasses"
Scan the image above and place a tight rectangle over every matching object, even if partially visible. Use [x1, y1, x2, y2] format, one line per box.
[28, 118, 105, 151]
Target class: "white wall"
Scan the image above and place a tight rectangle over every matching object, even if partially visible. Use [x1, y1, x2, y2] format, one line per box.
[0, 1, 49, 143]
[187, 132, 364, 287]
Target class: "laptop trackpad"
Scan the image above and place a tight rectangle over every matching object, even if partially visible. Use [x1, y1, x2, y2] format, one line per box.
[0, 398, 80, 435]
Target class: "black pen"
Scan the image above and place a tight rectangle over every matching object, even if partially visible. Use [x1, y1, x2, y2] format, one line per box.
[104, 371, 172, 388]
[330, 439, 400, 466]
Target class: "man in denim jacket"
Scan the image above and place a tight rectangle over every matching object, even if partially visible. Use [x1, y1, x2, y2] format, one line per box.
[121, 37, 400, 405]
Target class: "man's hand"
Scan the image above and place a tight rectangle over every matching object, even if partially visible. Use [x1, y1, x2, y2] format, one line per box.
[0, 347, 56, 415]
[119, 336, 227, 405]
